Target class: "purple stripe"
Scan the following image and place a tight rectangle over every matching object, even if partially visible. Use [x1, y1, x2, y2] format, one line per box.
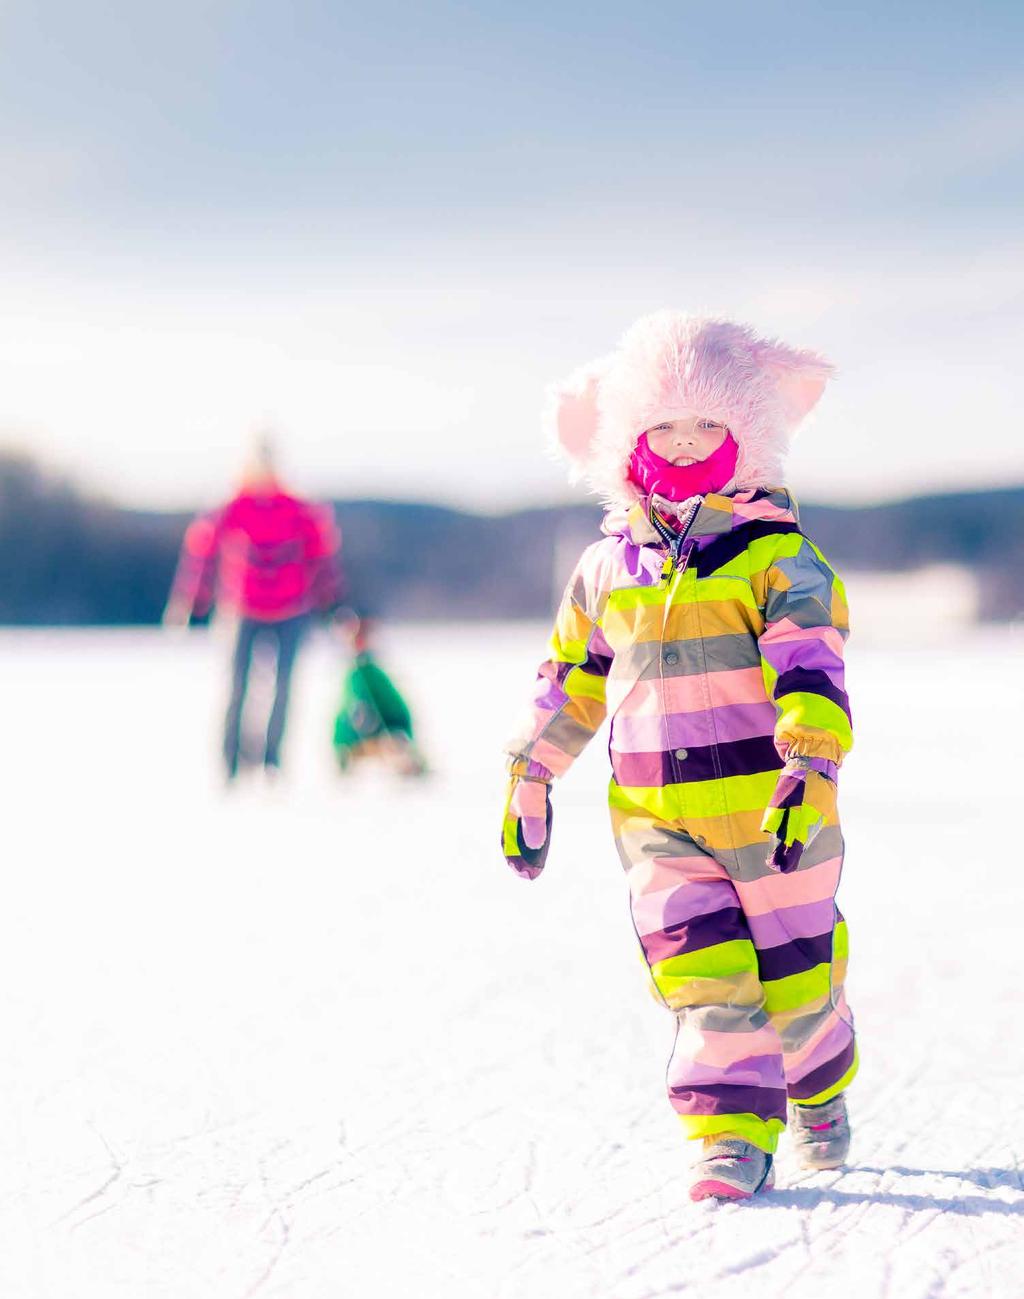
[532, 641, 611, 711]
[642, 878, 739, 932]
[640, 906, 749, 966]
[758, 931, 835, 983]
[611, 701, 778, 752]
[760, 633, 844, 679]
[622, 540, 663, 586]
[693, 521, 801, 577]
[589, 623, 615, 664]
[785, 1015, 853, 1083]
[775, 668, 852, 721]
[788, 1038, 856, 1101]
[533, 660, 573, 711]
[669, 1082, 788, 1122]
[805, 755, 840, 782]
[746, 899, 836, 949]
[611, 735, 780, 787]
[770, 772, 805, 810]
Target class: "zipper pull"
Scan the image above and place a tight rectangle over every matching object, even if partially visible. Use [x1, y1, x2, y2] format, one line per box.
[660, 553, 674, 584]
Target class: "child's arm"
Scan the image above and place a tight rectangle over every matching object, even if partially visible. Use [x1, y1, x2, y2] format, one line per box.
[755, 534, 851, 873]
[506, 558, 612, 779]
[502, 555, 612, 879]
[756, 534, 852, 770]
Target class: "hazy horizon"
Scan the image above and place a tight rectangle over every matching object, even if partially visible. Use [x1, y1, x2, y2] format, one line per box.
[1, 1, 1021, 511]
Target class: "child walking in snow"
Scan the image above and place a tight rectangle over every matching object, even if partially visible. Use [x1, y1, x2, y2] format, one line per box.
[502, 312, 855, 1201]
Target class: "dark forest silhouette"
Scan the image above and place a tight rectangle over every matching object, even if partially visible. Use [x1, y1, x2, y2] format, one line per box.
[0, 452, 1020, 624]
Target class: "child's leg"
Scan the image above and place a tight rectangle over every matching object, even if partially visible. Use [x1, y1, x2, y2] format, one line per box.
[732, 842, 857, 1107]
[621, 815, 787, 1154]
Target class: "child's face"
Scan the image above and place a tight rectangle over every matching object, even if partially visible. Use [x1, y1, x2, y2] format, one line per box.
[645, 416, 728, 466]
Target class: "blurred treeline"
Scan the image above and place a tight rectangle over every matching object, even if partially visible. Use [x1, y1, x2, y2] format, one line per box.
[0, 451, 1021, 624]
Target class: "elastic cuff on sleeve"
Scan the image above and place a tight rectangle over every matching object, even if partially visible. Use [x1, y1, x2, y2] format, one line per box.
[506, 754, 554, 782]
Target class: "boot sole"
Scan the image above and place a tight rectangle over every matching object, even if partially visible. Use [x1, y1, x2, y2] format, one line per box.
[689, 1166, 775, 1202]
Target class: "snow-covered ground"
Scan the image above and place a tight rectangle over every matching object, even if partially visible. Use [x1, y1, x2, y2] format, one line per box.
[1, 613, 1022, 1298]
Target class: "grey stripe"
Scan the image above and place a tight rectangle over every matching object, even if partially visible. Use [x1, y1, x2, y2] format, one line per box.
[616, 822, 712, 872]
[624, 632, 762, 681]
[776, 1001, 843, 1054]
[539, 711, 599, 757]
[770, 593, 839, 632]
[726, 825, 845, 882]
[676, 1005, 771, 1034]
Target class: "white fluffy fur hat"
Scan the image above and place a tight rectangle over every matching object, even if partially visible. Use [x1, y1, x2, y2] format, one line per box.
[545, 311, 834, 506]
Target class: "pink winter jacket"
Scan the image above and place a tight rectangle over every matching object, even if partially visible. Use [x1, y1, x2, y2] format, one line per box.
[170, 491, 343, 622]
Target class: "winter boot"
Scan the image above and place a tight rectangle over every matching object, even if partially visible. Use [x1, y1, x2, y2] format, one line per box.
[688, 1137, 775, 1202]
[788, 1092, 850, 1170]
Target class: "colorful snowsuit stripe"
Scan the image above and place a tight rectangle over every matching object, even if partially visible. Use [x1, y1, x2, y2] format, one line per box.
[508, 488, 856, 1152]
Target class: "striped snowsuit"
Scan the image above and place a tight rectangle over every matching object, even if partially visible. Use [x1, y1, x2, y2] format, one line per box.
[509, 488, 856, 1153]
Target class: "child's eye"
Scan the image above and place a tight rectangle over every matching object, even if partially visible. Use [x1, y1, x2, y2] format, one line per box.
[698, 420, 720, 430]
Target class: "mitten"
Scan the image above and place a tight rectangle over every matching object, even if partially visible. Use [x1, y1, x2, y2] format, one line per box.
[501, 760, 553, 880]
[761, 759, 837, 873]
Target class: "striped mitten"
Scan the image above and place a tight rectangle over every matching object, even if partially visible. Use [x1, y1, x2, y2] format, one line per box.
[761, 759, 837, 873]
[501, 760, 553, 880]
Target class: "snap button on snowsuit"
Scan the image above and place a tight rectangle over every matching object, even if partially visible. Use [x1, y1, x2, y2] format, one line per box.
[674, 748, 688, 760]
[663, 650, 679, 665]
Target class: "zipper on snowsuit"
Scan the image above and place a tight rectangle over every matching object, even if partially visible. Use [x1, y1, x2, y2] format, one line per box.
[650, 500, 700, 584]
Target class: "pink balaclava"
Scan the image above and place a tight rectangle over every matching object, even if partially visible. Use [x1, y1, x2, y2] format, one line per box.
[627, 429, 739, 502]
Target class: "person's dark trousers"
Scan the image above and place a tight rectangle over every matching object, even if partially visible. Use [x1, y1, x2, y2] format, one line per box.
[223, 613, 309, 778]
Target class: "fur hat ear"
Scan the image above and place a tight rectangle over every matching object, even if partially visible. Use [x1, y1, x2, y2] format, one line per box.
[774, 367, 833, 428]
[543, 358, 611, 472]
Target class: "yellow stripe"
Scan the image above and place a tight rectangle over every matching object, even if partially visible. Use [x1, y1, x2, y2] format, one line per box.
[677, 1113, 785, 1154]
[605, 583, 673, 612]
[776, 693, 853, 752]
[762, 962, 832, 1014]
[551, 633, 588, 663]
[564, 666, 606, 702]
[610, 771, 777, 821]
[709, 531, 805, 583]
[766, 990, 832, 1032]
[653, 938, 758, 984]
[657, 972, 764, 1010]
[691, 579, 760, 610]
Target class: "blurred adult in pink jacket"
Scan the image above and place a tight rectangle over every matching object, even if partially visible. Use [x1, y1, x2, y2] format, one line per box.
[165, 443, 343, 780]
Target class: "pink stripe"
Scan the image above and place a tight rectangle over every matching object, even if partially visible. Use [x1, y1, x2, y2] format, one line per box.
[784, 1004, 853, 1080]
[761, 616, 846, 657]
[630, 877, 738, 937]
[627, 854, 729, 900]
[759, 618, 846, 679]
[528, 736, 574, 776]
[679, 1024, 782, 1069]
[746, 898, 837, 949]
[730, 498, 794, 526]
[668, 1052, 785, 1091]
[736, 857, 842, 917]
[610, 700, 779, 752]
[615, 668, 772, 718]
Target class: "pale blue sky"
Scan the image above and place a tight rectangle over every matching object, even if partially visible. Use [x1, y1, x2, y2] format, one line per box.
[1, 1, 1021, 508]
